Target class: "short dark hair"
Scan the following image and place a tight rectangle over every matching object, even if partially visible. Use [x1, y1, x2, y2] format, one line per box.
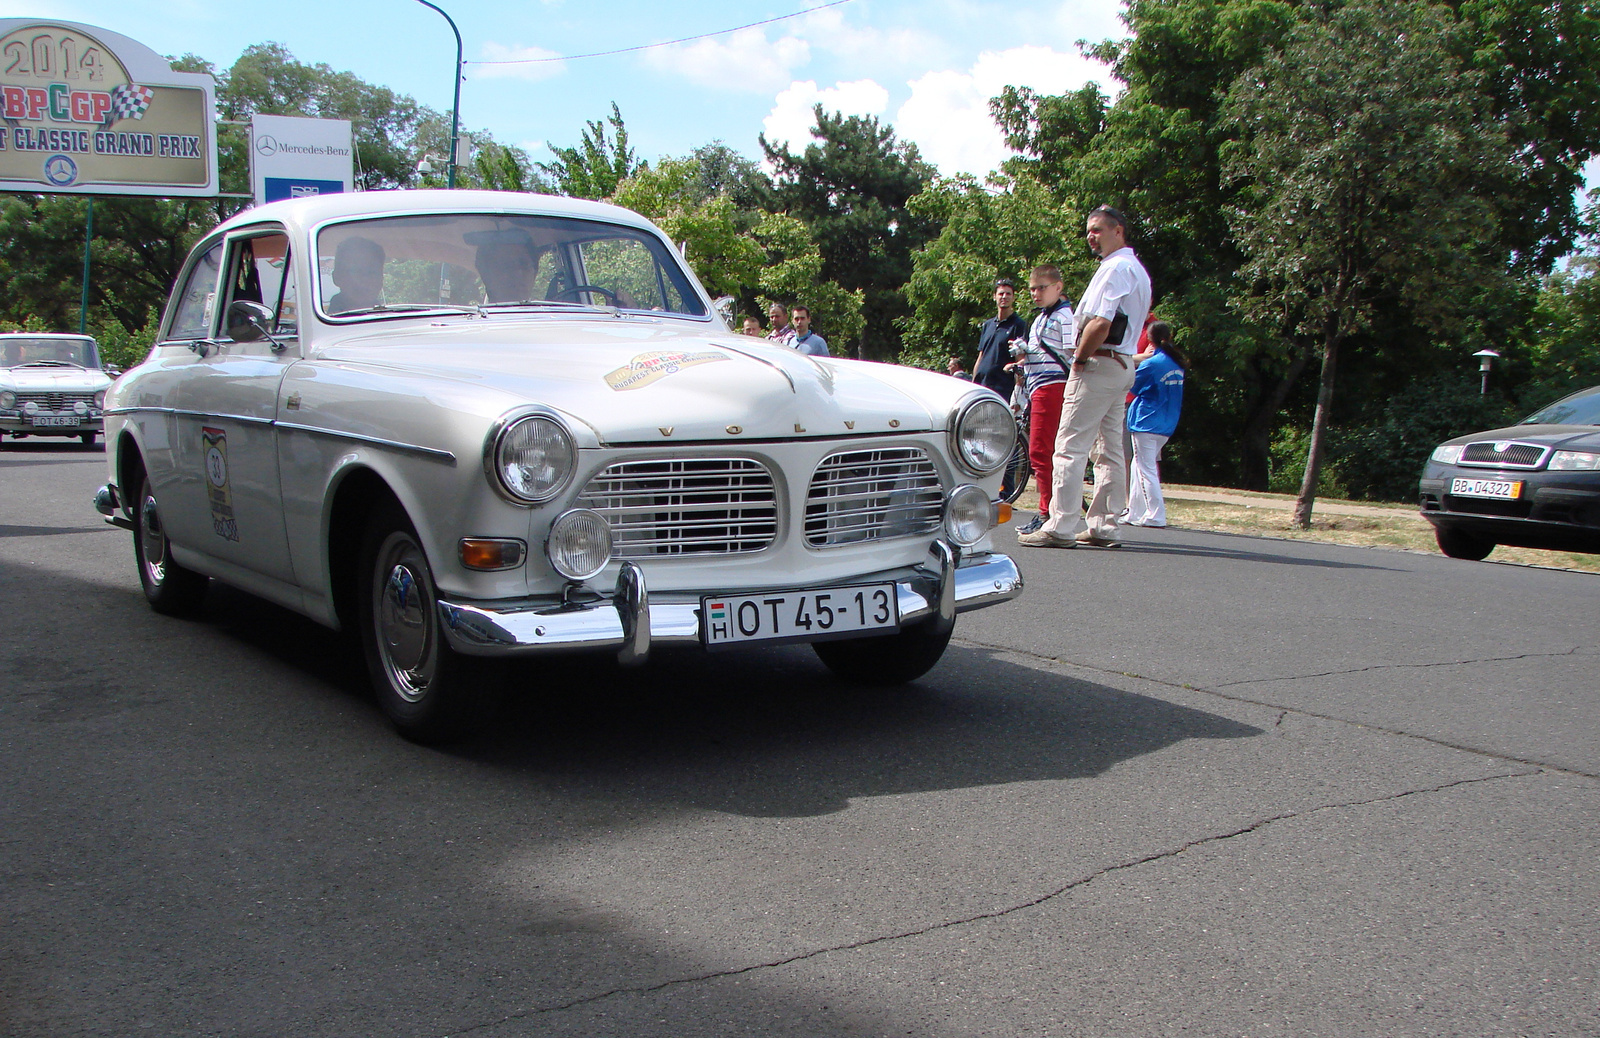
[791, 305, 810, 318]
[994, 277, 1015, 289]
[1089, 204, 1129, 234]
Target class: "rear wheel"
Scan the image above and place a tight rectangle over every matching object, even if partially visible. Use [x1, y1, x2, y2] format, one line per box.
[1435, 525, 1495, 561]
[133, 470, 209, 615]
[357, 503, 505, 743]
[812, 617, 954, 685]
[80, 431, 97, 446]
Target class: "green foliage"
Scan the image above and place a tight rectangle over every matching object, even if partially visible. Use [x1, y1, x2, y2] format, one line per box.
[1522, 257, 1600, 408]
[1332, 373, 1519, 501]
[761, 107, 938, 359]
[1267, 425, 1348, 497]
[538, 103, 644, 200]
[752, 213, 865, 350]
[93, 309, 162, 371]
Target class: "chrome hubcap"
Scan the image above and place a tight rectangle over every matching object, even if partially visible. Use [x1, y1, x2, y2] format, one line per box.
[373, 534, 437, 703]
[139, 493, 167, 585]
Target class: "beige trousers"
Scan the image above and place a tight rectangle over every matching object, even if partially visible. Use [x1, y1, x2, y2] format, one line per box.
[1041, 354, 1137, 539]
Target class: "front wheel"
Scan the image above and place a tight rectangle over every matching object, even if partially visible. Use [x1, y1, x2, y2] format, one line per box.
[357, 504, 505, 743]
[133, 471, 209, 615]
[1435, 525, 1495, 561]
[812, 617, 954, 685]
[80, 431, 97, 447]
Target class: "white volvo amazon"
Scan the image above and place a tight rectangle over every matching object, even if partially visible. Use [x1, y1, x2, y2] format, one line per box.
[96, 191, 1022, 742]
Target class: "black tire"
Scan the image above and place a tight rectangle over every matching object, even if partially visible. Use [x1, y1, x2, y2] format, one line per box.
[133, 469, 209, 616]
[1435, 525, 1495, 561]
[999, 427, 1030, 504]
[80, 431, 97, 446]
[812, 617, 954, 685]
[357, 502, 506, 743]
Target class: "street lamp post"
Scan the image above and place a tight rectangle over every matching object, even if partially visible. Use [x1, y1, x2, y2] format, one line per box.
[1473, 348, 1501, 396]
[414, 0, 463, 189]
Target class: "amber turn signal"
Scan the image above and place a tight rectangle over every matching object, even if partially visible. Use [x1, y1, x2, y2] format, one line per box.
[458, 537, 526, 571]
[995, 502, 1012, 525]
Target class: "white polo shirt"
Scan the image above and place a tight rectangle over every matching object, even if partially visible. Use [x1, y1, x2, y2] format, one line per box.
[1076, 246, 1151, 355]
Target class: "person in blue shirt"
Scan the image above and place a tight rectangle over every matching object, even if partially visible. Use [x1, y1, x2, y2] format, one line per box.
[1124, 321, 1187, 527]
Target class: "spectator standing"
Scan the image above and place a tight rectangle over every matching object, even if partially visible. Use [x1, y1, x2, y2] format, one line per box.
[1020, 205, 1151, 549]
[1124, 321, 1187, 527]
[740, 316, 763, 337]
[973, 278, 1027, 401]
[1010, 264, 1075, 533]
[947, 356, 973, 380]
[791, 306, 829, 357]
[766, 303, 798, 349]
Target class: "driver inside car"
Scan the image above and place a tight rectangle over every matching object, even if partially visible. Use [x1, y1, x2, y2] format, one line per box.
[473, 238, 540, 303]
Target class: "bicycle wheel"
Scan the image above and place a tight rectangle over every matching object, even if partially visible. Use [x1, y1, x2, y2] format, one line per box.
[999, 423, 1030, 503]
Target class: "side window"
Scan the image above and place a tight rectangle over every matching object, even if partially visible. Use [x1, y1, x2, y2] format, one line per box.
[222, 233, 297, 339]
[165, 242, 224, 341]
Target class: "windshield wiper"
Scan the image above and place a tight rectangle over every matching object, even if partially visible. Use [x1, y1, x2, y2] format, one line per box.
[18, 360, 84, 368]
[333, 302, 485, 318]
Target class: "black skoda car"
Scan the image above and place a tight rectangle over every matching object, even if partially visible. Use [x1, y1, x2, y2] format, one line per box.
[1419, 385, 1600, 559]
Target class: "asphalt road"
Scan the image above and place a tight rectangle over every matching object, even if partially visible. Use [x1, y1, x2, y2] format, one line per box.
[3, 440, 1596, 1038]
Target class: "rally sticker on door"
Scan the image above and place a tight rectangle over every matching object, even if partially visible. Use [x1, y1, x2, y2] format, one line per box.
[603, 351, 728, 391]
[202, 426, 240, 542]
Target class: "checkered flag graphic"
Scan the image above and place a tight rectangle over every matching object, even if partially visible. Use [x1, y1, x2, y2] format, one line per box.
[109, 84, 154, 120]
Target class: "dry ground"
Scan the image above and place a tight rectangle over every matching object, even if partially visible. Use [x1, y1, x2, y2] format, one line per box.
[1009, 482, 1600, 574]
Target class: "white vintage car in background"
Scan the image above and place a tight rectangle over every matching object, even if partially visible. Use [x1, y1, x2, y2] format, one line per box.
[95, 191, 1022, 742]
[1, 333, 115, 446]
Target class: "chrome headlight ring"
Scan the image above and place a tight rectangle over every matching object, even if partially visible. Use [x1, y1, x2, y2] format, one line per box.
[483, 409, 578, 505]
[949, 394, 1014, 476]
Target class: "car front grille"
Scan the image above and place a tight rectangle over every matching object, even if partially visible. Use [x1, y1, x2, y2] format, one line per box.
[15, 391, 95, 411]
[805, 447, 944, 547]
[576, 457, 777, 557]
[1459, 441, 1549, 469]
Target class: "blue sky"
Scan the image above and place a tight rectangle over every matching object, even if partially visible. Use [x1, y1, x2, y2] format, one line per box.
[9, 0, 1126, 177]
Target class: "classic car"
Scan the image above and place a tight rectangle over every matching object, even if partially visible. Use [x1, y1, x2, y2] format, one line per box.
[1419, 384, 1600, 559]
[1, 332, 115, 445]
[94, 190, 1023, 742]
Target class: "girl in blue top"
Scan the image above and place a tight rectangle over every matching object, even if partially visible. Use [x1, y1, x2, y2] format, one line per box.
[1124, 321, 1187, 527]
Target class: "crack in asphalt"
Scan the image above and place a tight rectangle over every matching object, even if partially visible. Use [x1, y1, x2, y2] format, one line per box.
[955, 637, 1600, 781]
[439, 770, 1538, 1036]
[1208, 645, 1593, 690]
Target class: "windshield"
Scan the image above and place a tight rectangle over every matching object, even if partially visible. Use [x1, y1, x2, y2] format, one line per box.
[1522, 386, 1600, 426]
[0, 337, 99, 368]
[315, 213, 708, 319]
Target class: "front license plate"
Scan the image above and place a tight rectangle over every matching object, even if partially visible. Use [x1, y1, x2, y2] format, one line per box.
[28, 415, 77, 427]
[1451, 477, 1522, 500]
[703, 584, 898, 647]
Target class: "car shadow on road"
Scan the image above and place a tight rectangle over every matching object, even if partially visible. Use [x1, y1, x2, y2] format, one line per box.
[454, 644, 1262, 818]
[1011, 529, 1403, 571]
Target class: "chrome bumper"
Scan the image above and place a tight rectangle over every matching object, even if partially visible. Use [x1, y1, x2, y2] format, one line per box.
[437, 541, 1023, 662]
[95, 483, 135, 531]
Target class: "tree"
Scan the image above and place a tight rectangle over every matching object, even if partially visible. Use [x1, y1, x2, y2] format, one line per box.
[1222, 0, 1509, 525]
[611, 157, 765, 299]
[761, 107, 939, 359]
[538, 103, 644, 199]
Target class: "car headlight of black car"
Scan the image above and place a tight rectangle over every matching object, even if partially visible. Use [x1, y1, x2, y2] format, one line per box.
[1431, 444, 1465, 465]
[1549, 450, 1600, 471]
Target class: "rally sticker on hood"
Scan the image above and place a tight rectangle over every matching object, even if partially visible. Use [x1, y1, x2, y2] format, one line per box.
[604, 350, 728, 391]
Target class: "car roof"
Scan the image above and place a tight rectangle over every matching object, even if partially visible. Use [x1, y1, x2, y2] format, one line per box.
[0, 332, 93, 339]
[216, 189, 662, 238]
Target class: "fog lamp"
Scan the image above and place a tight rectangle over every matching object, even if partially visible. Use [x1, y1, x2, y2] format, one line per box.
[547, 508, 613, 581]
[944, 484, 994, 546]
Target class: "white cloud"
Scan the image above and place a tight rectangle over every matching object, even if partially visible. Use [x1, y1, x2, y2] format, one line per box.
[894, 45, 1114, 177]
[761, 78, 890, 151]
[644, 27, 809, 93]
[792, 5, 944, 69]
[471, 42, 566, 82]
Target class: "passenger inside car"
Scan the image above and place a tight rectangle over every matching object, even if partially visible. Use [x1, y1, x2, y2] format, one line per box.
[327, 236, 386, 314]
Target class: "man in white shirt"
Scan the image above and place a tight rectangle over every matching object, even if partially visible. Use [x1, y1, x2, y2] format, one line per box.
[792, 306, 829, 357]
[1019, 205, 1152, 549]
[766, 302, 798, 350]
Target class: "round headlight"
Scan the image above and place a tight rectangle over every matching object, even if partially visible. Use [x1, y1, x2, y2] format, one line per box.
[944, 483, 994, 546]
[94, 390, 106, 408]
[0, 391, 14, 409]
[490, 414, 576, 503]
[22, 399, 38, 414]
[547, 508, 613, 581]
[74, 399, 88, 415]
[951, 396, 1013, 475]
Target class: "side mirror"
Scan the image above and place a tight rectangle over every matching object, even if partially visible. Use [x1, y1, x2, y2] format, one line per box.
[711, 295, 736, 328]
[225, 299, 275, 342]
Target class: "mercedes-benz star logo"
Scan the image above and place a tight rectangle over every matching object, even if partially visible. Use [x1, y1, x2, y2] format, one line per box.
[255, 135, 278, 156]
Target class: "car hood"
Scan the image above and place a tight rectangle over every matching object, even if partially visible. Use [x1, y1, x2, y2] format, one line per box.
[313, 318, 977, 444]
[1442, 423, 1600, 451]
[1, 365, 113, 392]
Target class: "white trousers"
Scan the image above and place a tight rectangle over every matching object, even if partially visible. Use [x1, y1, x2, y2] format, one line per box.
[1041, 355, 1136, 539]
[1126, 431, 1170, 526]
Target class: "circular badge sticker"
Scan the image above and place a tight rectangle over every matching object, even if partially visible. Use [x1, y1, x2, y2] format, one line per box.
[43, 154, 79, 187]
[205, 446, 228, 487]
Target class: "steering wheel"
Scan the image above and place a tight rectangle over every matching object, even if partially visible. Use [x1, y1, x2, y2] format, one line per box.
[553, 284, 619, 305]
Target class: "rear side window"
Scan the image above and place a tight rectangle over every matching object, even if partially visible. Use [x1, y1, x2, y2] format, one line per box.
[1523, 387, 1600, 426]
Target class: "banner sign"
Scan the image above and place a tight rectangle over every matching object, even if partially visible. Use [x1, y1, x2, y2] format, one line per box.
[250, 114, 353, 206]
[0, 20, 217, 196]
